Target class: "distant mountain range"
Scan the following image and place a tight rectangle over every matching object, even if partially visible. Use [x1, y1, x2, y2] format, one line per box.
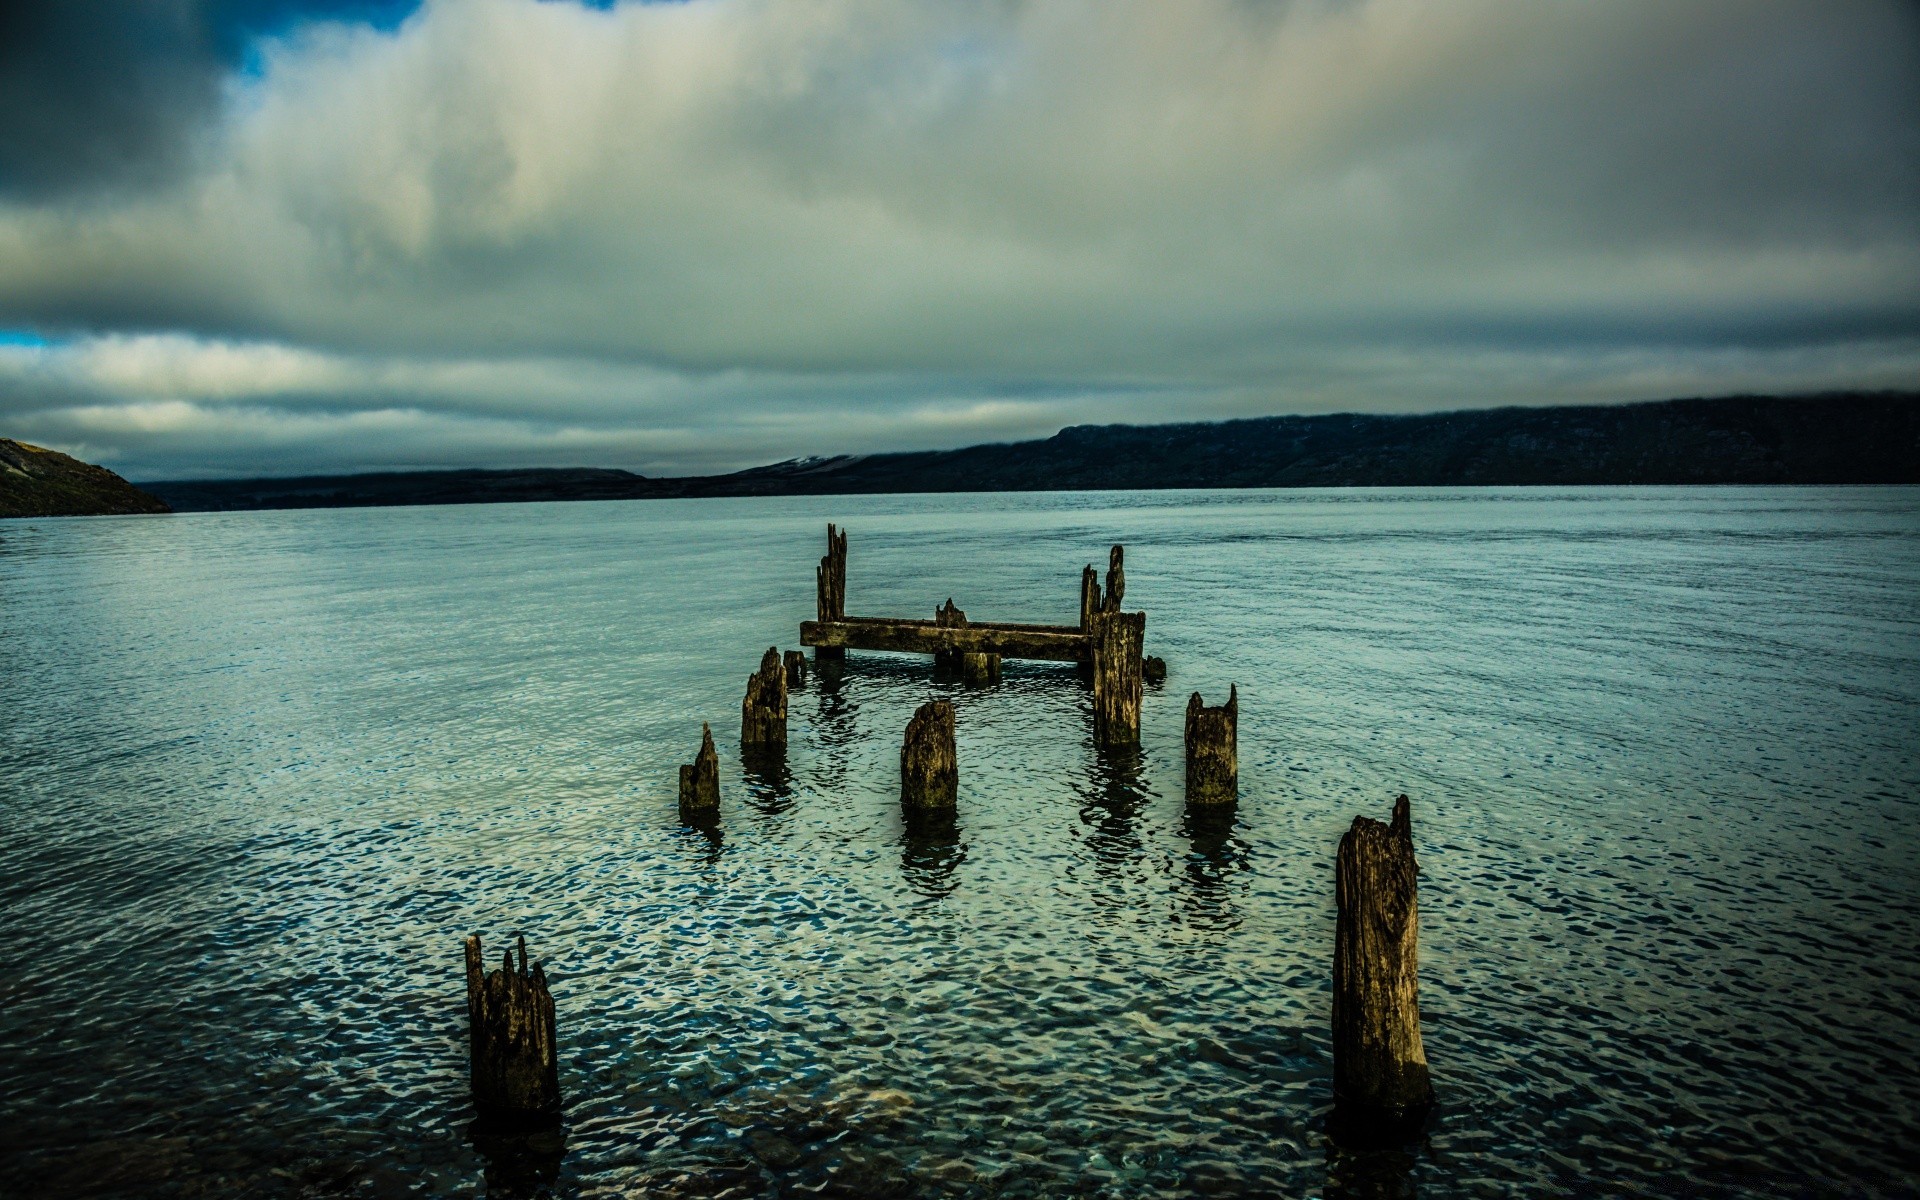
[133, 393, 1918, 514]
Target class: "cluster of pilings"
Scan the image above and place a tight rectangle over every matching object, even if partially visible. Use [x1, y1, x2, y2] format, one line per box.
[462, 525, 1433, 1139]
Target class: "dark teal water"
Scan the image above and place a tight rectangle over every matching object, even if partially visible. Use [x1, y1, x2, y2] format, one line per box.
[2, 488, 1917, 1198]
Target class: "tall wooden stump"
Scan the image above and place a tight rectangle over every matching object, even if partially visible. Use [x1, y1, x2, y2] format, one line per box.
[742, 647, 788, 747]
[678, 723, 720, 820]
[1185, 685, 1237, 805]
[1103, 545, 1125, 612]
[783, 649, 809, 689]
[1089, 609, 1145, 746]
[815, 524, 848, 662]
[464, 933, 560, 1123]
[900, 699, 958, 815]
[1079, 564, 1101, 631]
[1333, 794, 1432, 1127]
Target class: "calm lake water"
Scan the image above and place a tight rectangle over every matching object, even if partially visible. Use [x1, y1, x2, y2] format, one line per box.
[3, 488, 1918, 1199]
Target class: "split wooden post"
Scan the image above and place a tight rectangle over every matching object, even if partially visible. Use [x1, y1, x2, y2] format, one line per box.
[1103, 545, 1126, 612]
[464, 933, 560, 1122]
[678, 723, 720, 819]
[815, 524, 848, 662]
[742, 647, 788, 747]
[900, 699, 958, 815]
[1089, 608, 1145, 746]
[1333, 794, 1432, 1126]
[1184, 686, 1237, 805]
[1080, 564, 1101, 631]
[783, 649, 809, 689]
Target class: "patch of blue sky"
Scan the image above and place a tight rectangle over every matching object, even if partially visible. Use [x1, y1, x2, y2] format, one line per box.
[0, 330, 50, 348]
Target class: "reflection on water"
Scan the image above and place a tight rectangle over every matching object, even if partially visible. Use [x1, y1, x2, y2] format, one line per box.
[3, 488, 1919, 1197]
[900, 813, 966, 900]
[740, 745, 796, 816]
[1177, 802, 1249, 932]
[469, 1121, 567, 1200]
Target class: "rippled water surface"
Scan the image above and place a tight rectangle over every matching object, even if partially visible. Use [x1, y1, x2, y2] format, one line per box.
[3, 488, 1919, 1198]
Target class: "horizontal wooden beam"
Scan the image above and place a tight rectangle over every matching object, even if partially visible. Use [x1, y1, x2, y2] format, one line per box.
[801, 617, 1090, 662]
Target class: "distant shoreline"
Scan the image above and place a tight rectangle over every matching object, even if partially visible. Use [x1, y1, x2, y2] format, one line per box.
[124, 392, 1920, 514]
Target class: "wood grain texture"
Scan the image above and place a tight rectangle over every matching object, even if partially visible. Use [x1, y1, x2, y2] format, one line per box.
[900, 699, 958, 814]
[741, 646, 788, 746]
[1333, 794, 1432, 1125]
[1184, 685, 1237, 805]
[464, 933, 560, 1122]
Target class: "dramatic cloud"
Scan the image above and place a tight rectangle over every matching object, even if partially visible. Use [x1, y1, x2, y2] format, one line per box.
[1, 0, 1915, 477]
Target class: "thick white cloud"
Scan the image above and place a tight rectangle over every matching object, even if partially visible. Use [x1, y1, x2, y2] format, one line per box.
[0, 0, 1915, 476]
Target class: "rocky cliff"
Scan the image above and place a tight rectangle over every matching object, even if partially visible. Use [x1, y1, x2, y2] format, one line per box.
[0, 439, 172, 518]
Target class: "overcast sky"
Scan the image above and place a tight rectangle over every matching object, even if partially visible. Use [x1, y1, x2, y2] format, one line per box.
[2, 0, 1916, 480]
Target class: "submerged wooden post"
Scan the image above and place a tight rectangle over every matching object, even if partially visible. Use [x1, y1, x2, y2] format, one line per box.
[815, 524, 848, 662]
[742, 646, 788, 747]
[1333, 794, 1432, 1127]
[1143, 655, 1167, 685]
[464, 933, 560, 1122]
[1089, 608, 1145, 746]
[1185, 685, 1237, 805]
[678, 723, 720, 819]
[783, 649, 809, 689]
[900, 699, 958, 814]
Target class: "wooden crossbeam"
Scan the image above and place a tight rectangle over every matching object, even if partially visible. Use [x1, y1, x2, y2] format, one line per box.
[800, 616, 1089, 662]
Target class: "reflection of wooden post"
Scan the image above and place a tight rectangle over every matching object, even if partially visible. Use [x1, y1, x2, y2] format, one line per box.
[1334, 795, 1432, 1126]
[900, 700, 957, 814]
[465, 933, 560, 1121]
[783, 649, 809, 689]
[1089, 609, 1145, 746]
[742, 647, 788, 746]
[816, 524, 848, 662]
[678, 723, 720, 819]
[1184, 686, 1237, 805]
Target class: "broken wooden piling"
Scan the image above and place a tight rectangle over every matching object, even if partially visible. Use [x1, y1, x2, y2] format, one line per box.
[1185, 686, 1237, 805]
[1333, 794, 1432, 1127]
[464, 933, 560, 1122]
[815, 524, 848, 662]
[900, 699, 958, 814]
[742, 647, 788, 747]
[1143, 656, 1167, 685]
[1089, 608, 1145, 746]
[783, 649, 809, 689]
[932, 598, 1000, 684]
[678, 723, 720, 819]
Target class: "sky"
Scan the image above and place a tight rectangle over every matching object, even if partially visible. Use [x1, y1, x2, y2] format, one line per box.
[1, 0, 1916, 481]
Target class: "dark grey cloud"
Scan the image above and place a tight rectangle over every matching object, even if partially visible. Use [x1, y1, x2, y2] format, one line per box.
[0, 0, 415, 196]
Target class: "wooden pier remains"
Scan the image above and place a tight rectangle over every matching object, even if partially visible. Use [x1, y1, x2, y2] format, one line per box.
[465, 933, 561, 1123]
[798, 526, 1147, 742]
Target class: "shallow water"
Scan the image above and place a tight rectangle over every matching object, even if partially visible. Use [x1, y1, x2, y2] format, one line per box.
[2, 487, 1918, 1198]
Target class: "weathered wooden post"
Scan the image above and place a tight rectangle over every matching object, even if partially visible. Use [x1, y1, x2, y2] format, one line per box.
[678, 723, 720, 820]
[464, 933, 560, 1123]
[742, 647, 788, 747]
[1103, 544, 1125, 612]
[1089, 608, 1145, 746]
[1143, 655, 1167, 685]
[783, 649, 809, 689]
[1079, 564, 1101, 631]
[933, 598, 966, 673]
[900, 699, 958, 815]
[815, 524, 848, 663]
[1333, 794, 1432, 1128]
[933, 598, 999, 685]
[1185, 685, 1237, 805]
